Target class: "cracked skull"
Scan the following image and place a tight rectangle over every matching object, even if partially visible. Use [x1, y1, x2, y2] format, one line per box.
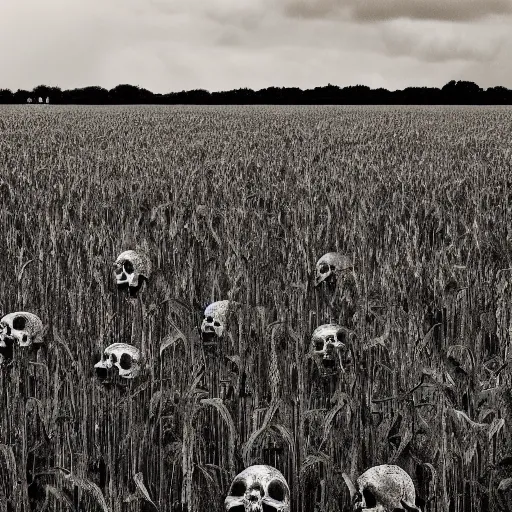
[94, 343, 141, 380]
[315, 252, 352, 287]
[113, 250, 151, 297]
[310, 323, 347, 376]
[354, 465, 420, 512]
[201, 300, 231, 345]
[0, 312, 44, 349]
[225, 465, 290, 512]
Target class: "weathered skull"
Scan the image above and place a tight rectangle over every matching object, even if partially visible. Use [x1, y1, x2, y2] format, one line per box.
[225, 465, 290, 512]
[94, 343, 141, 380]
[310, 323, 346, 376]
[315, 252, 352, 287]
[113, 250, 151, 297]
[353, 465, 420, 512]
[201, 300, 231, 345]
[0, 312, 44, 348]
[497, 478, 512, 512]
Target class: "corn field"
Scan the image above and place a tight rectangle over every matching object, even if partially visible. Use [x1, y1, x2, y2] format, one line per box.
[0, 104, 512, 512]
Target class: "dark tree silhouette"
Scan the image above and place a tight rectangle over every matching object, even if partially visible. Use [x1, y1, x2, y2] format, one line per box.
[13, 89, 31, 103]
[441, 80, 483, 104]
[62, 86, 110, 104]
[0, 89, 14, 104]
[0, 81, 510, 105]
[31, 85, 62, 103]
[108, 84, 154, 104]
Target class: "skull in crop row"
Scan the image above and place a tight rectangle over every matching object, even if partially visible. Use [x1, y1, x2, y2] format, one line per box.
[225, 465, 290, 512]
[310, 323, 347, 377]
[352, 465, 420, 512]
[113, 250, 151, 297]
[201, 300, 231, 345]
[94, 343, 141, 380]
[0, 312, 44, 349]
[315, 252, 352, 287]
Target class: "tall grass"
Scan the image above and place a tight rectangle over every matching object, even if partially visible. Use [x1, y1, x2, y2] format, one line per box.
[0, 104, 512, 511]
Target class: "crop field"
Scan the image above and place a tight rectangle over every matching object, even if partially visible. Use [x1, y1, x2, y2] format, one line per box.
[1, 104, 512, 512]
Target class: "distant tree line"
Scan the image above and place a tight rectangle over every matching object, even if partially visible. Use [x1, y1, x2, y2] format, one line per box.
[1, 80, 512, 105]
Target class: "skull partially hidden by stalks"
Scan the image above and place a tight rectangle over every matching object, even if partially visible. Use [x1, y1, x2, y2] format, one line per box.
[94, 343, 141, 382]
[113, 250, 151, 298]
[225, 465, 290, 512]
[344, 465, 421, 512]
[310, 323, 347, 377]
[315, 252, 352, 288]
[0, 312, 44, 364]
[201, 300, 232, 346]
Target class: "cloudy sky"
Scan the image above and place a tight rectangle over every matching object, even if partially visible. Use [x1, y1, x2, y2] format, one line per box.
[1, 0, 511, 93]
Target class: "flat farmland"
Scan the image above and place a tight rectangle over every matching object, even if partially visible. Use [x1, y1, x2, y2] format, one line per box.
[0, 105, 512, 512]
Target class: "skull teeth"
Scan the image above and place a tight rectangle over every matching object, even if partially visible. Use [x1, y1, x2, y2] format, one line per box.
[201, 331, 218, 345]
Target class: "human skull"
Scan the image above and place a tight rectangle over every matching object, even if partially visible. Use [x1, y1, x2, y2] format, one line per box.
[201, 300, 231, 345]
[113, 250, 151, 297]
[94, 343, 141, 380]
[354, 465, 420, 512]
[0, 312, 44, 349]
[315, 252, 352, 287]
[497, 478, 512, 512]
[310, 323, 346, 376]
[225, 465, 290, 512]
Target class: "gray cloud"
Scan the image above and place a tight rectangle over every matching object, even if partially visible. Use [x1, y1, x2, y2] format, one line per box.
[282, 0, 512, 22]
[381, 20, 504, 62]
[354, 0, 512, 22]
[282, 0, 343, 18]
[0, 0, 511, 93]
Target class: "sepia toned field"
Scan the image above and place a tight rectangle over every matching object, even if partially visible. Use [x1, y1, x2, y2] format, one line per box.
[1, 104, 512, 512]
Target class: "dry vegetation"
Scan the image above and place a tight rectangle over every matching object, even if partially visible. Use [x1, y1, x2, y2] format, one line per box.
[0, 104, 512, 512]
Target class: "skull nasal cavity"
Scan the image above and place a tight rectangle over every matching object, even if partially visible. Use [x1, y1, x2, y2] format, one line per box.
[267, 480, 285, 501]
[249, 483, 263, 496]
[13, 317, 26, 330]
[124, 261, 134, 274]
[120, 353, 132, 370]
[230, 480, 246, 497]
[362, 489, 377, 507]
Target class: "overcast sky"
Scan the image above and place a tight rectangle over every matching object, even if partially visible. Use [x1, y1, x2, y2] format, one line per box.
[1, 0, 511, 92]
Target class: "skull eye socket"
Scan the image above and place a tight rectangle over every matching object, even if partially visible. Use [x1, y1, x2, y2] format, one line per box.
[120, 353, 132, 370]
[336, 329, 346, 344]
[319, 263, 329, 274]
[111, 353, 117, 364]
[206, 316, 213, 323]
[314, 339, 324, 351]
[123, 261, 134, 274]
[13, 316, 26, 330]
[362, 489, 377, 508]
[267, 480, 285, 501]
[230, 479, 246, 497]
[214, 321, 221, 327]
